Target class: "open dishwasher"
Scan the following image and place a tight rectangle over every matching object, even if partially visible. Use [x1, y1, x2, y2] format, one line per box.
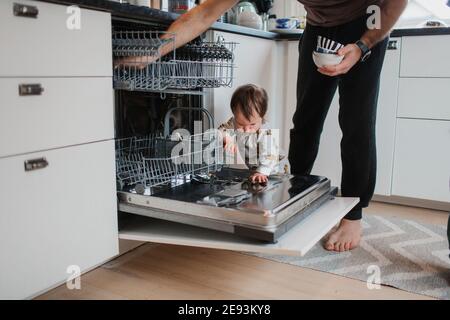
[113, 23, 358, 256]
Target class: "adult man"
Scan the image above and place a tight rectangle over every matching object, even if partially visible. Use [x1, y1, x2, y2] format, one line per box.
[157, 0, 408, 252]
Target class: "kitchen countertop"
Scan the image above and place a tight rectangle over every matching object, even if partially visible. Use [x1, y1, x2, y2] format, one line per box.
[37, 0, 450, 40]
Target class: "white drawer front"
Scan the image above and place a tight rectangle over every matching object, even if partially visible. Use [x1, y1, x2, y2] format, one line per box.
[0, 141, 118, 299]
[0, 0, 112, 77]
[398, 78, 450, 121]
[392, 119, 450, 203]
[400, 35, 450, 78]
[0, 78, 114, 157]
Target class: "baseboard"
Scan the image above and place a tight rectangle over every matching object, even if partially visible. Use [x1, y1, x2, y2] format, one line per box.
[372, 194, 450, 212]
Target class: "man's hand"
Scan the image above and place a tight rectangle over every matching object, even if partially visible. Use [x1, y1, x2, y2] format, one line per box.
[249, 172, 268, 184]
[114, 55, 159, 69]
[318, 44, 362, 77]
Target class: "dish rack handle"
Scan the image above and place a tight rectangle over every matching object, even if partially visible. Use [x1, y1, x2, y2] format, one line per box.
[163, 107, 215, 137]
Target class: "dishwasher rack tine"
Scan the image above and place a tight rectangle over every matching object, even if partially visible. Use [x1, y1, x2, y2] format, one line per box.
[115, 131, 224, 193]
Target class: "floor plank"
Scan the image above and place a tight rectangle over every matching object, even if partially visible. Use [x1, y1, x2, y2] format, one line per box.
[37, 201, 448, 300]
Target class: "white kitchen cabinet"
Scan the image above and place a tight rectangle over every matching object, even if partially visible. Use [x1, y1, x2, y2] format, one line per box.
[310, 95, 342, 187]
[0, 0, 112, 77]
[283, 40, 302, 153]
[0, 0, 117, 299]
[285, 38, 402, 196]
[392, 119, 450, 203]
[371, 38, 402, 196]
[398, 78, 450, 121]
[0, 78, 114, 158]
[400, 35, 450, 78]
[209, 31, 287, 149]
[0, 141, 118, 299]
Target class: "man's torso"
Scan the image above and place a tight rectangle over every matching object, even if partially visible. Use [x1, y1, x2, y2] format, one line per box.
[298, 0, 382, 27]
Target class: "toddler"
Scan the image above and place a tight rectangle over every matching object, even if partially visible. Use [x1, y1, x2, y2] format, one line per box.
[218, 84, 280, 184]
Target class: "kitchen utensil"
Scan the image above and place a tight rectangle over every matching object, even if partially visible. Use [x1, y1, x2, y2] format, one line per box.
[253, 0, 273, 30]
[316, 36, 344, 54]
[312, 51, 344, 68]
[275, 18, 298, 29]
[228, 1, 257, 25]
[237, 11, 263, 30]
[330, 40, 335, 50]
[316, 47, 336, 54]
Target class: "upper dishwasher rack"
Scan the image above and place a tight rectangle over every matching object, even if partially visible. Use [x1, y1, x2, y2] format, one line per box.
[113, 31, 236, 93]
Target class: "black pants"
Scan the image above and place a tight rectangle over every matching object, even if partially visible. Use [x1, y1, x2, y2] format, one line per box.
[288, 15, 388, 220]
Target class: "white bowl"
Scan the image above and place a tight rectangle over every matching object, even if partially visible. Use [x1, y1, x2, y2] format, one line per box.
[237, 11, 263, 30]
[312, 51, 344, 68]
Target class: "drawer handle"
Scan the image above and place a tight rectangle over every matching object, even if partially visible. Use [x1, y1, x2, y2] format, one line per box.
[387, 40, 398, 50]
[18, 84, 44, 96]
[13, 3, 39, 18]
[24, 158, 49, 172]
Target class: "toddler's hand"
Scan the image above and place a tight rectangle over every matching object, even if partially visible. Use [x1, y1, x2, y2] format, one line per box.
[223, 135, 237, 154]
[249, 172, 268, 184]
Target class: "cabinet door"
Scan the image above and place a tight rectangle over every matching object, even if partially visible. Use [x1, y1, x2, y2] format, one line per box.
[400, 35, 450, 78]
[0, 141, 118, 299]
[312, 39, 401, 196]
[210, 31, 286, 148]
[398, 78, 450, 121]
[392, 119, 450, 203]
[372, 38, 401, 195]
[0, 0, 112, 77]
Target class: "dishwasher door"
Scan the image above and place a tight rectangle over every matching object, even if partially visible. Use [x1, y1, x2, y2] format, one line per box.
[118, 168, 359, 256]
[118, 197, 358, 257]
[119, 168, 336, 240]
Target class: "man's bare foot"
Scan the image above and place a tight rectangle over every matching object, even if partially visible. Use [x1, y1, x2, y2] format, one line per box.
[324, 219, 362, 252]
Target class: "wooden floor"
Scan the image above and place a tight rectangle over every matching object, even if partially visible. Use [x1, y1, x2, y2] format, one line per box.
[37, 201, 449, 300]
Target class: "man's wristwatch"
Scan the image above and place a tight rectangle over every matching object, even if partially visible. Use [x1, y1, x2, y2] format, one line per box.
[355, 40, 371, 62]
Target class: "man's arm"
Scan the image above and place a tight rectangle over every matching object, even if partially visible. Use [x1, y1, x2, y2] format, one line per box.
[361, 0, 408, 49]
[319, 0, 407, 77]
[115, 0, 238, 66]
[160, 0, 239, 56]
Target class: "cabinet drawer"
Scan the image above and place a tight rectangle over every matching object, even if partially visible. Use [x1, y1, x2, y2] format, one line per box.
[0, 78, 114, 158]
[0, 141, 118, 299]
[400, 35, 450, 78]
[392, 119, 450, 203]
[0, 0, 112, 77]
[398, 78, 450, 121]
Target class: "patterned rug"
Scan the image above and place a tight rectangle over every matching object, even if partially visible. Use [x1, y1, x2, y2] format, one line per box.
[252, 214, 450, 299]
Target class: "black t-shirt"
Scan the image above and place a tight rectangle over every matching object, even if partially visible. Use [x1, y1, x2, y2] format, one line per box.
[298, 0, 383, 27]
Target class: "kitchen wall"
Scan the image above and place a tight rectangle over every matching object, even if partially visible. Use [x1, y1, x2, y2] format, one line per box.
[272, 0, 306, 18]
[278, 0, 450, 28]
